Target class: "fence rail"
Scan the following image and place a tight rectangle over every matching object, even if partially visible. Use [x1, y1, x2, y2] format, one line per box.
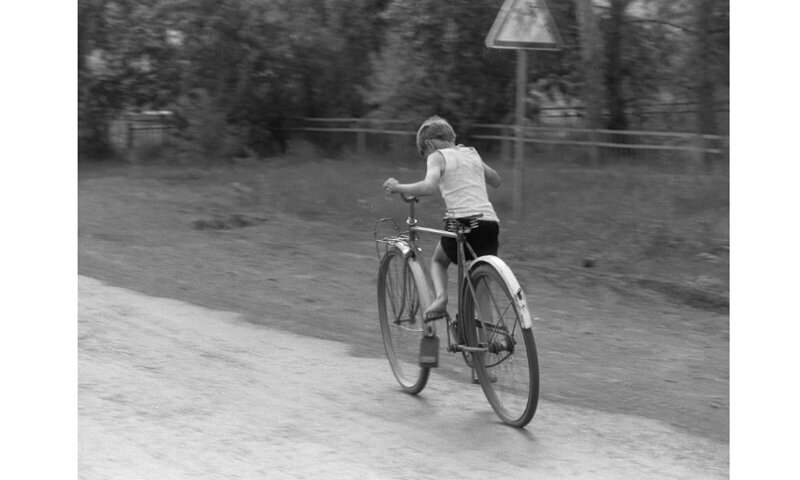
[291, 117, 729, 173]
[108, 114, 729, 173]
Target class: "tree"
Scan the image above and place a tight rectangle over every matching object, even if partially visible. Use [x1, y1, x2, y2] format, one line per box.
[79, 0, 191, 156]
[693, 0, 728, 135]
[630, 0, 729, 133]
[367, 0, 517, 126]
[77, 0, 729, 161]
[601, 0, 631, 131]
[573, 0, 605, 130]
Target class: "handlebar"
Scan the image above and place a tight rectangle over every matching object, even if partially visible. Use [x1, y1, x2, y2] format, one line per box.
[387, 192, 461, 239]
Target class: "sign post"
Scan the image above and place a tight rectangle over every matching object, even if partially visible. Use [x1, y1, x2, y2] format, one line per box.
[514, 50, 527, 218]
[485, 0, 563, 218]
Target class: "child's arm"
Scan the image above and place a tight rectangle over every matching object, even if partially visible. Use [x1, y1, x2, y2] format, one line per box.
[482, 161, 502, 188]
[384, 152, 444, 197]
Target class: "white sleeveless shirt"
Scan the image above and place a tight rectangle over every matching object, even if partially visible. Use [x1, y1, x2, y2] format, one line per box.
[437, 146, 499, 222]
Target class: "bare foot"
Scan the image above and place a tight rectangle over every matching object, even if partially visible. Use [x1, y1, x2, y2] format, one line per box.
[424, 296, 448, 317]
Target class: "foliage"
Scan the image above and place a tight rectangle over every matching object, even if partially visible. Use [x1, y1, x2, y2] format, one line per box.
[79, 0, 183, 156]
[592, 0, 730, 132]
[78, 0, 730, 159]
[367, 0, 519, 127]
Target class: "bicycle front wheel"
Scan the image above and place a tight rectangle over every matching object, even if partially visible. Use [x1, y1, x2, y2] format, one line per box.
[463, 262, 539, 427]
[377, 246, 433, 394]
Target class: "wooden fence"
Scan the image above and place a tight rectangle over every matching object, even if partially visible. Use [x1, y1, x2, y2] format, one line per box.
[109, 111, 178, 152]
[290, 117, 729, 173]
[107, 114, 729, 173]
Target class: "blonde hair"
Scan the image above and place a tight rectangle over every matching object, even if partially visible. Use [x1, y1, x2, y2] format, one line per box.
[416, 116, 456, 156]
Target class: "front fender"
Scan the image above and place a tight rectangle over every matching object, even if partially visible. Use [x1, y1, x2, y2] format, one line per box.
[391, 240, 412, 256]
[469, 255, 533, 329]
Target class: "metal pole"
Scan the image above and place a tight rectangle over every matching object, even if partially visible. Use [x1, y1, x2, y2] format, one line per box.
[513, 49, 527, 218]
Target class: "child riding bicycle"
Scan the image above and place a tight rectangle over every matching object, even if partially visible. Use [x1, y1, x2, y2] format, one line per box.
[383, 115, 502, 319]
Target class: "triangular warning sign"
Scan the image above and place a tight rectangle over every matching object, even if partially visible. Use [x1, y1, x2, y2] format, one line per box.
[485, 0, 563, 50]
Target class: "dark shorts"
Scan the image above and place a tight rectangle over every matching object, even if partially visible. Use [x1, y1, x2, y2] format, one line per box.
[440, 219, 499, 264]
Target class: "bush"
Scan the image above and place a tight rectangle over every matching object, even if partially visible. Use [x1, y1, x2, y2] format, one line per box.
[170, 89, 246, 161]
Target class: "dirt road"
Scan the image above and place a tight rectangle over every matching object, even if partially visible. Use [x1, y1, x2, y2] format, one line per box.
[79, 275, 727, 479]
[78, 159, 728, 478]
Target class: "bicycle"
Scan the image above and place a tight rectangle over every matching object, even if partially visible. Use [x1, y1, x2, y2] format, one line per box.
[374, 193, 539, 427]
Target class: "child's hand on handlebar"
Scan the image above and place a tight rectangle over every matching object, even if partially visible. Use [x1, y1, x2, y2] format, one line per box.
[383, 178, 399, 194]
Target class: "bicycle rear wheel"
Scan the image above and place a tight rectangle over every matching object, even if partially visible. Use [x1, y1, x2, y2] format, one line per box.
[377, 246, 433, 394]
[463, 262, 539, 427]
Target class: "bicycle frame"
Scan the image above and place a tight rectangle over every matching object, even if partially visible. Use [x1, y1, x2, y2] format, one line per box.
[377, 194, 490, 352]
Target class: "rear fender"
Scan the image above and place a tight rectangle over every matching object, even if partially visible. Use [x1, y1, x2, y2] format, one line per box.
[468, 255, 532, 329]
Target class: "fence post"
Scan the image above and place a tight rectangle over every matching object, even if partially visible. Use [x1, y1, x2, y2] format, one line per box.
[693, 134, 705, 174]
[125, 115, 136, 163]
[356, 119, 366, 156]
[588, 129, 599, 165]
[513, 49, 527, 218]
[501, 126, 511, 161]
[158, 113, 166, 144]
[126, 116, 134, 150]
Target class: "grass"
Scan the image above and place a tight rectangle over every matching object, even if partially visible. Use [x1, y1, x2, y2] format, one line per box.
[263, 149, 730, 311]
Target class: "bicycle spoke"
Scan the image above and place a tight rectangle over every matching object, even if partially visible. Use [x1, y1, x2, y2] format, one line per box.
[378, 248, 431, 394]
[480, 276, 513, 325]
[384, 261, 400, 318]
[465, 263, 539, 427]
[474, 276, 518, 350]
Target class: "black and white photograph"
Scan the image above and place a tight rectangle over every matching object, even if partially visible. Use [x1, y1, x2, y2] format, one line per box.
[15, 0, 798, 478]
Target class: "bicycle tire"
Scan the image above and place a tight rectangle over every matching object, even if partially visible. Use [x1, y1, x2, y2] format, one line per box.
[462, 262, 539, 427]
[377, 246, 434, 394]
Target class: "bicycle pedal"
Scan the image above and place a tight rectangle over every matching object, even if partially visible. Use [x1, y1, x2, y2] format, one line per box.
[471, 367, 498, 384]
[419, 335, 440, 368]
